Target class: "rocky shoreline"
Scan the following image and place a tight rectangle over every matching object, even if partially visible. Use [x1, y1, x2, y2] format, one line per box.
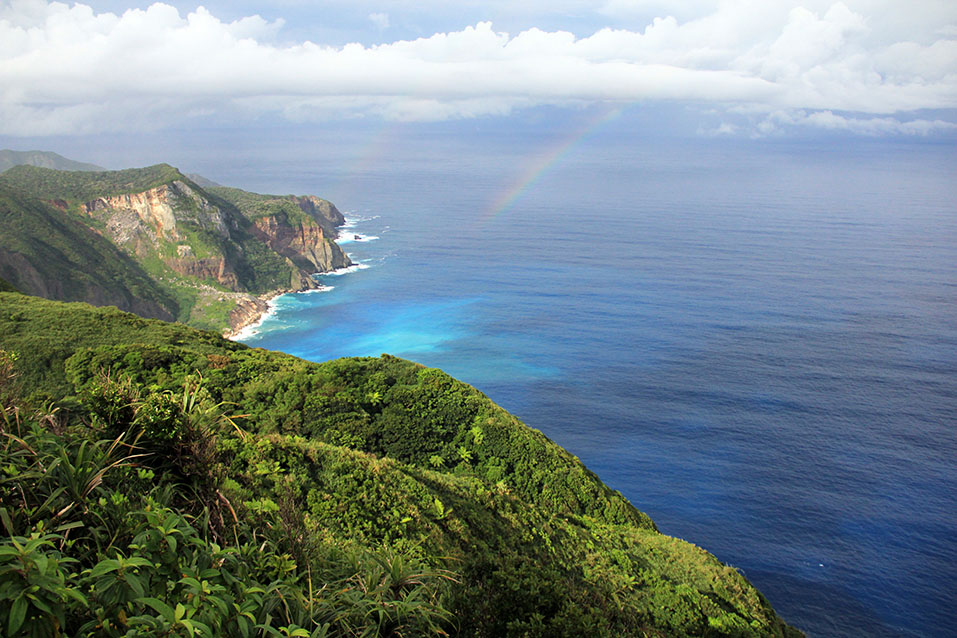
[222, 289, 289, 340]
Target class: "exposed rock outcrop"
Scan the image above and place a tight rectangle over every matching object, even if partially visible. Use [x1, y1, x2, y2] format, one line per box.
[227, 295, 269, 333]
[293, 195, 346, 235]
[82, 181, 230, 245]
[168, 256, 240, 290]
[251, 216, 351, 274]
[0, 161, 353, 333]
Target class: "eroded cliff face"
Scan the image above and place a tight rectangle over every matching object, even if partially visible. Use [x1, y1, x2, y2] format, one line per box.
[251, 216, 352, 274]
[168, 256, 240, 290]
[227, 294, 271, 334]
[293, 195, 346, 235]
[80, 181, 350, 292]
[80, 180, 244, 289]
[82, 181, 229, 242]
[5, 162, 353, 333]
[83, 185, 181, 241]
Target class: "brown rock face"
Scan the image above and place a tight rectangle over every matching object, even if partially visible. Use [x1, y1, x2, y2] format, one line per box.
[227, 295, 271, 333]
[168, 257, 240, 289]
[293, 195, 346, 235]
[252, 216, 352, 274]
[83, 184, 181, 241]
[82, 181, 229, 241]
[79, 181, 248, 290]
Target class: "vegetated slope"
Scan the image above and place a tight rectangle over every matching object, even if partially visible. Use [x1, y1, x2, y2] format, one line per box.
[0, 163, 184, 201]
[0, 292, 803, 637]
[0, 275, 21, 292]
[0, 148, 104, 173]
[208, 186, 350, 278]
[0, 184, 179, 320]
[0, 164, 351, 332]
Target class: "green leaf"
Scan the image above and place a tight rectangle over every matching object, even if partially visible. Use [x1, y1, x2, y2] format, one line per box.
[138, 596, 176, 622]
[0, 508, 15, 536]
[126, 573, 145, 597]
[191, 618, 213, 637]
[30, 596, 53, 616]
[63, 587, 89, 606]
[88, 558, 121, 578]
[8, 595, 27, 635]
[123, 556, 152, 568]
[54, 520, 85, 533]
[179, 576, 202, 591]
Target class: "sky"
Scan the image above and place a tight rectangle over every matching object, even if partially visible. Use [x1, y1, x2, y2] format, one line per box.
[0, 0, 955, 142]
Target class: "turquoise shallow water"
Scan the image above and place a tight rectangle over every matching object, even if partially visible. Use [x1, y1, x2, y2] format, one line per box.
[233, 132, 956, 638]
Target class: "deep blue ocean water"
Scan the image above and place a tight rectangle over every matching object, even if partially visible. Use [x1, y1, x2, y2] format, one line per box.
[223, 128, 956, 638]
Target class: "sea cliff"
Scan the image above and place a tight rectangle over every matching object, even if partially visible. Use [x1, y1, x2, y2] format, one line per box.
[0, 162, 352, 333]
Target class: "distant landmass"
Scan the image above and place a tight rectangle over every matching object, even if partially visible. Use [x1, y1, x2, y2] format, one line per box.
[0, 155, 351, 333]
[185, 172, 222, 188]
[0, 149, 104, 172]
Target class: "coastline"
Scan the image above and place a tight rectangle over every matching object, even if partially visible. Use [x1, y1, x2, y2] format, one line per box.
[224, 215, 371, 341]
[222, 290, 288, 341]
[222, 277, 343, 341]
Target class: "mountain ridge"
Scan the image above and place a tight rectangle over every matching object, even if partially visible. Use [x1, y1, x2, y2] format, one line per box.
[0, 160, 352, 332]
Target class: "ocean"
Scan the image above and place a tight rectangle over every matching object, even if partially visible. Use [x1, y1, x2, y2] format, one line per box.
[220, 123, 956, 638]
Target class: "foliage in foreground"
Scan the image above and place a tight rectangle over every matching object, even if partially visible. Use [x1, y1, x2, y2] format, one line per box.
[0, 293, 803, 637]
[0, 356, 452, 637]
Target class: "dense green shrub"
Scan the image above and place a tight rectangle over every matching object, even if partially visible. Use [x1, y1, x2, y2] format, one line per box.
[0, 297, 804, 637]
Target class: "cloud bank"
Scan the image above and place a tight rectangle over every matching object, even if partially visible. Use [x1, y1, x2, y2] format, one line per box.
[0, 0, 954, 135]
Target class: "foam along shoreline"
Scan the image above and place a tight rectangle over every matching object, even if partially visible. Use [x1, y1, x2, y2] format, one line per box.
[337, 233, 379, 244]
[223, 291, 285, 341]
[337, 214, 380, 244]
[323, 262, 371, 276]
[225, 284, 337, 341]
[227, 218, 374, 341]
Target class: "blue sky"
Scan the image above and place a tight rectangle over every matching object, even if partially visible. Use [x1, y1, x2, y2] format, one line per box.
[1, 0, 955, 145]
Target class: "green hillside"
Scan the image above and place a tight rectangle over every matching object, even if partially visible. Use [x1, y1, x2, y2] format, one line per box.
[0, 292, 802, 637]
[0, 184, 179, 320]
[209, 187, 317, 226]
[0, 164, 350, 332]
[0, 276, 20, 292]
[209, 186, 345, 237]
[0, 163, 184, 203]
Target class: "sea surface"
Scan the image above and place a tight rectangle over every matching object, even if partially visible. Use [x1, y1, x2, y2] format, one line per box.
[222, 126, 955, 638]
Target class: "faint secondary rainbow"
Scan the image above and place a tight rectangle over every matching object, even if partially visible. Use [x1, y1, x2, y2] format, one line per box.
[477, 106, 624, 227]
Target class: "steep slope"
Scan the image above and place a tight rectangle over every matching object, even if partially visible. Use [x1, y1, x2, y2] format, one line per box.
[0, 164, 352, 332]
[0, 292, 803, 637]
[207, 186, 351, 274]
[0, 184, 178, 320]
[0, 275, 20, 292]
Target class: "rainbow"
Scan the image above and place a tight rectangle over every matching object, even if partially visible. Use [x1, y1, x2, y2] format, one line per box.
[477, 105, 623, 227]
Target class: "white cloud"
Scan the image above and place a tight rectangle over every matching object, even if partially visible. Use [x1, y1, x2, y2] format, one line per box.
[0, 1, 955, 135]
[737, 109, 957, 137]
[792, 110, 957, 135]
